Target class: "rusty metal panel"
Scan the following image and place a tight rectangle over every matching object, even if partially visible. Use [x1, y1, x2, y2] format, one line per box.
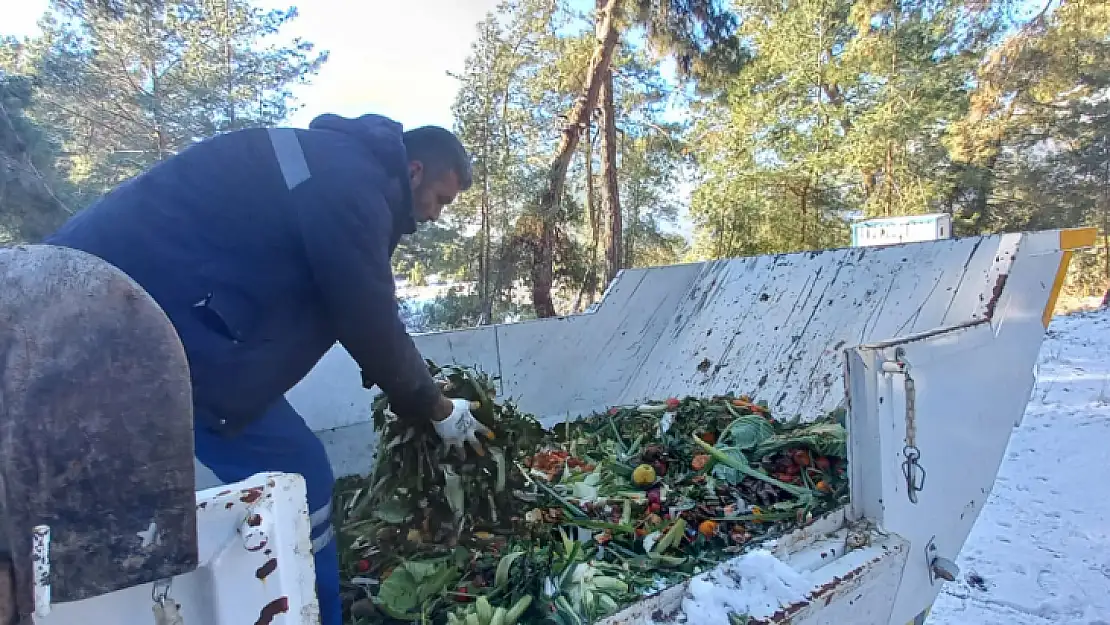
[312, 421, 380, 480]
[294, 237, 1012, 435]
[596, 580, 687, 625]
[411, 326, 502, 391]
[288, 262, 704, 434]
[936, 234, 1020, 328]
[278, 231, 1084, 624]
[0, 245, 198, 616]
[284, 342, 375, 433]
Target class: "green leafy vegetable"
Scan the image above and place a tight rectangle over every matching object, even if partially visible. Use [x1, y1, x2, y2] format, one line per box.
[720, 415, 775, 450]
[335, 364, 850, 624]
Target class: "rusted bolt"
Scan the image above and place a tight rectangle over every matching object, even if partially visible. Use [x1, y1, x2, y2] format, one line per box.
[240, 487, 264, 504]
[240, 512, 270, 552]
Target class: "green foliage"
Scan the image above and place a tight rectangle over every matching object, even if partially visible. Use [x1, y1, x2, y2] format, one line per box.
[0, 64, 73, 242]
[416, 0, 697, 327]
[690, 0, 994, 256]
[2, 0, 327, 209]
[406, 0, 1110, 324]
[5, 0, 1109, 326]
[375, 558, 461, 620]
[627, 0, 744, 84]
[689, 0, 1110, 286]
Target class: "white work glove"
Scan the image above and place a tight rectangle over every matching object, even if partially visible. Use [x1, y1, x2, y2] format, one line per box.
[433, 398, 493, 457]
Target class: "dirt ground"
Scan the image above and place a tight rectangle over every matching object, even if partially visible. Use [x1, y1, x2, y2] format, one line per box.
[1052, 293, 1105, 317]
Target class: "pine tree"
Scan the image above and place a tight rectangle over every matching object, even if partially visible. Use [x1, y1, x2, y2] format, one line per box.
[7, 0, 326, 206]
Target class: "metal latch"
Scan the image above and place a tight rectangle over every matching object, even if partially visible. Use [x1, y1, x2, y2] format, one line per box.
[925, 536, 959, 584]
[883, 347, 926, 504]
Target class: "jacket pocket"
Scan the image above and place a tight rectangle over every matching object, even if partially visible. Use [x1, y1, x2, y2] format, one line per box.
[191, 292, 250, 344]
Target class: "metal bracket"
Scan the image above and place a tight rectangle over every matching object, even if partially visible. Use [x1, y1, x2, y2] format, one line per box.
[924, 536, 959, 585]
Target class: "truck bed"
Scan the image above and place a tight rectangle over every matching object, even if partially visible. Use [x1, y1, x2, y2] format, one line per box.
[199, 228, 1092, 624]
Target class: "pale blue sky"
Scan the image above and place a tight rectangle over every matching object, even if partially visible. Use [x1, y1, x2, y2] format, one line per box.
[3, 0, 505, 129]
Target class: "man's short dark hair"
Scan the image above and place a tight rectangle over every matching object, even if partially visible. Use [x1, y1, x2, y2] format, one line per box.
[402, 126, 473, 191]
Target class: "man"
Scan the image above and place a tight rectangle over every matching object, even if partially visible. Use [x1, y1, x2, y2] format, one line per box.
[44, 113, 490, 625]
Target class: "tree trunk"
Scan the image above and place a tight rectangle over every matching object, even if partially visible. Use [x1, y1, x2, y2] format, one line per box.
[862, 169, 876, 202]
[574, 118, 598, 313]
[799, 183, 809, 249]
[478, 113, 493, 325]
[624, 204, 636, 268]
[142, 7, 168, 161]
[529, 0, 622, 318]
[885, 142, 894, 216]
[600, 67, 622, 283]
[530, 223, 558, 318]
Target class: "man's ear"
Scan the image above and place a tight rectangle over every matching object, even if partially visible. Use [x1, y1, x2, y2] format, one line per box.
[408, 161, 424, 188]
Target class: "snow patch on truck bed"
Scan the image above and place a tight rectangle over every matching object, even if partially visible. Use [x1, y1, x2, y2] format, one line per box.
[928, 309, 1110, 624]
[682, 549, 812, 624]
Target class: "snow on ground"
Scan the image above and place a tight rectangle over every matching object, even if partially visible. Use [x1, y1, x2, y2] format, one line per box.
[927, 309, 1110, 625]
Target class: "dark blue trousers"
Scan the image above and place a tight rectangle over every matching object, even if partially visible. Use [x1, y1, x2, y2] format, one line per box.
[194, 397, 342, 625]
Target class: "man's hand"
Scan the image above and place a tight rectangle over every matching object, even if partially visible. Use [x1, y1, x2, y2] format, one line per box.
[432, 398, 493, 457]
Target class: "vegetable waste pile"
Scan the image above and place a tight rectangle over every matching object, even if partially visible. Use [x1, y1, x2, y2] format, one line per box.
[334, 363, 848, 625]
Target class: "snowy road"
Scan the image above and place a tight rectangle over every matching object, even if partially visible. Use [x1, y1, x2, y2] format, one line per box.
[927, 310, 1110, 624]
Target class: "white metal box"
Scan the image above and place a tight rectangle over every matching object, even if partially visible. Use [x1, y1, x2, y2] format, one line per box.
[851, 213, 953, 247]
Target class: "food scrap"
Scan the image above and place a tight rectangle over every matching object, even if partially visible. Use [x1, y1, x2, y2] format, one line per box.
[334, 362, 849, 624]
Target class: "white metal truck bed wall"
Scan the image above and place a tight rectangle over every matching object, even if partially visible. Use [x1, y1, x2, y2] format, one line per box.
[267, 232, 1047, 481]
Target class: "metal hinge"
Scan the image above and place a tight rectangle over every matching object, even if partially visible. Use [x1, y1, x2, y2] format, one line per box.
[152, 578, 184, 625]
